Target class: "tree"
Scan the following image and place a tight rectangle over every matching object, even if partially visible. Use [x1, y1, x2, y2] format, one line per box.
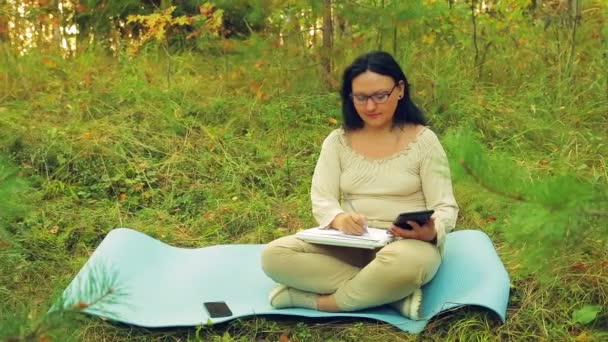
[0, 5, 8, 43]
[321, 0, 333, 79]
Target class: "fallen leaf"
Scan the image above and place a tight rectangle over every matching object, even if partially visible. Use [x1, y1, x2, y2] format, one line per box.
[574, 332, 592, 342]
[570, 262, 587, 272]
[42, 59, 56, 68]
[255, 89, 267, 100]
[118, 193, 127, 201]
[328, 117, 338, 125]
[73, 301, 89, 310]
[49, 226, 59, 234]
[37, 335, 52, 342]
[279, 331, 298, 342]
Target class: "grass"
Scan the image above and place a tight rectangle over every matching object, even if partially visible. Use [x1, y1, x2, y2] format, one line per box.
[0, 17, 607, 341]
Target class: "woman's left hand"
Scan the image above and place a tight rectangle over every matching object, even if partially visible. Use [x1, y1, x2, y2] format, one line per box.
[389, 217, 437, 242]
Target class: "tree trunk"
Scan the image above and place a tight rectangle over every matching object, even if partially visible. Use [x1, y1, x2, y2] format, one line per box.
[322, 0, 333, 79]
[335, 8, 346, 39]
[53, 1, 64, 53]
[567, 0, 580, 75]
[0, 13, 8, 43]
[377, 0, 385, 50]
[471, 0, 479, 69]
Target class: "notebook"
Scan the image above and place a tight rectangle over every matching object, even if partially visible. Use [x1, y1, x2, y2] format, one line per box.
[295, 227, 394, 249]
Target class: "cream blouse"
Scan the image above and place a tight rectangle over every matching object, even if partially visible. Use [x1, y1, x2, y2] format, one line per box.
[310, 127, 459, 248]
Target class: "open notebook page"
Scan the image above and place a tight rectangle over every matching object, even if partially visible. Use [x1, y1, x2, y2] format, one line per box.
[297, 227, 392, 242]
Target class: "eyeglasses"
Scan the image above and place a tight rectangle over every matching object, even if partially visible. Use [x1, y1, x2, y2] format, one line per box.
[350, 84, 398, 105]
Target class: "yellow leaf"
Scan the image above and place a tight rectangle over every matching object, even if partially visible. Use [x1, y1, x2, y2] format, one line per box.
[574, 332, 592, 342]
[422, 33, 435, 45]
[174, 16, 190, 26]
[255, 89, 267, 100]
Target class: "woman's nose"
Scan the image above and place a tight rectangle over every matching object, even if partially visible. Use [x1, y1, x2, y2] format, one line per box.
[365, 98, 377, 111]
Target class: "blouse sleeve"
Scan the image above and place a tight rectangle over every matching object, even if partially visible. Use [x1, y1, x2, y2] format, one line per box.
[419, 131, 459, 248]
[310, 130, 345, 228]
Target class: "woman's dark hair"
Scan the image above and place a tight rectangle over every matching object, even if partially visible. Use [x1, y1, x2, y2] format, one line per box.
[340, 51, 426, 130]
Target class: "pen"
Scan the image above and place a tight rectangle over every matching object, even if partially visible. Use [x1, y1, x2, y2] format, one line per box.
[343, 193, 369, 233]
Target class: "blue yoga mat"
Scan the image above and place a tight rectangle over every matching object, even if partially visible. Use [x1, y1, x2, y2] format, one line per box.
[60, 228, 510, 333]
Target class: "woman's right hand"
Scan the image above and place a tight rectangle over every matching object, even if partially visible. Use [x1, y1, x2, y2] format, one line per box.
[331, 213, 368, 235]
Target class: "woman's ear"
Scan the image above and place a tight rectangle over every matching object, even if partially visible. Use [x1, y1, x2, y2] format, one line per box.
[398, 80, 406, 99]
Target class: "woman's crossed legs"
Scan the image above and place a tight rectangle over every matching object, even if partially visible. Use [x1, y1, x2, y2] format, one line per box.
[261, 235, 441, 312]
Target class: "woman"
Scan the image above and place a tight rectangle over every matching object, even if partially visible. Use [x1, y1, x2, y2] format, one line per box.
[260, 51, 458, 320]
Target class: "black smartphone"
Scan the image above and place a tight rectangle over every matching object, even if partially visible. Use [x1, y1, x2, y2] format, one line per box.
[393, 210, 434, 230]
[203, 301, 233, 318]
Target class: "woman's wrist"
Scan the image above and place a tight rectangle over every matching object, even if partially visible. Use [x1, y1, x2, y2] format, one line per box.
[330, 213, 345, 230]
[422, 229, 438, 244]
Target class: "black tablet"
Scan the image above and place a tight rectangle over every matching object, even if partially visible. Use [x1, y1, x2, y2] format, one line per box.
[393, 210, 434, 230]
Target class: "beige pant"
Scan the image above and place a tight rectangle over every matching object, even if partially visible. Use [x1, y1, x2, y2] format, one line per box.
[261, 235, 441, 311]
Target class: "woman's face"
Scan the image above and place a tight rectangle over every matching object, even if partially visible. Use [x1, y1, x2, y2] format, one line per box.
[351, 71, 404, 130]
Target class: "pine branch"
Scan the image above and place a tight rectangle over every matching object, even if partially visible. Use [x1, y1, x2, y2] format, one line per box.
[459, 159, 527, 202]
[6, 264, 126, 342]
[72, 287, 115, 311]
[459, 159, 607, 217]
[21, 287, 119, 341]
